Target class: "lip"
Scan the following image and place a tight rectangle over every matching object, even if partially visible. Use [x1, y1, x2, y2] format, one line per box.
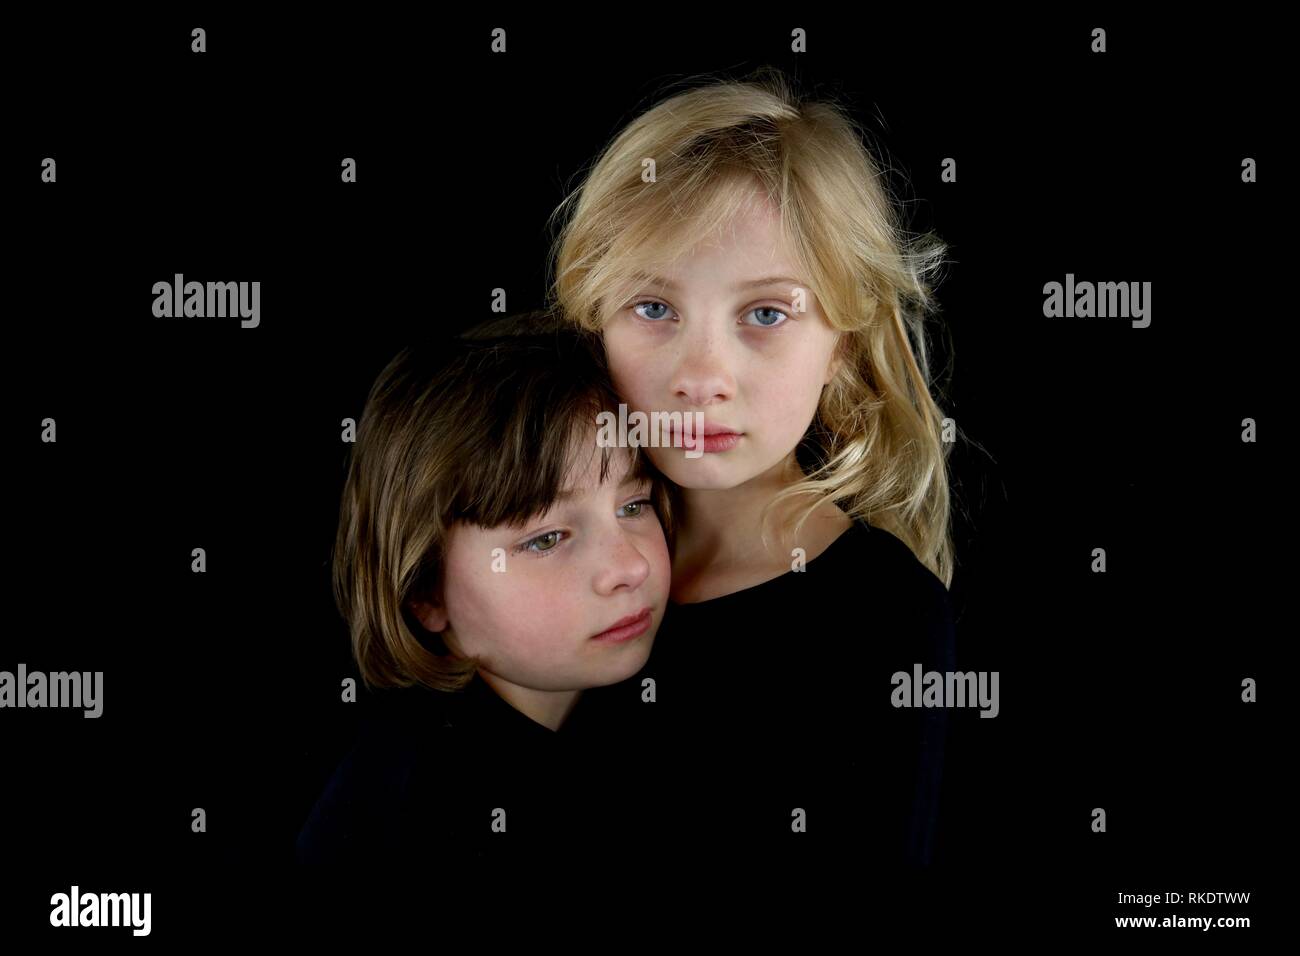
[664, 419, 741, 437]
[700, 422, 740, 436]
[590, 606, 653, 643]
[669, 420, 745, 454]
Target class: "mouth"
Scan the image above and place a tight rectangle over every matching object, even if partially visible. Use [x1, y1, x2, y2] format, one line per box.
[670, 423, 744, 454]
[662, 418, 741, 437]
[700, 422, 741, 437]
[590, 606, 653, 643]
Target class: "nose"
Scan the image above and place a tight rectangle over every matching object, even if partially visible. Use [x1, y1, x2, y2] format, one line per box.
[593, 526, 653, 596]
[670, 320, 735, 407]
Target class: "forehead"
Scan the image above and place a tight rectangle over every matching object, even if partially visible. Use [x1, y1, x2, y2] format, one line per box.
[651, 193, 795, 282]
[555, 438, 640, 500]
[713, 188, 784, 243]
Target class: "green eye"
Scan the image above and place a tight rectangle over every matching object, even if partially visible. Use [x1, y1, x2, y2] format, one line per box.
[524, 531, 562, 553]
[619, 497, 653, 518]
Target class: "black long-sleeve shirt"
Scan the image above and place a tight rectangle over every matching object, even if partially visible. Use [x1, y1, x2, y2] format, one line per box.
[296, 670, 623, 867]
[296, 518, 956, 874]
[581, 517, 959, 869]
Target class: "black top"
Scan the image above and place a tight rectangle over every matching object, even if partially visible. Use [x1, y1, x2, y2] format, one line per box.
[296, 518, 956, 874]
[296, 670, 631, 867]
[578, 517, 958, 869]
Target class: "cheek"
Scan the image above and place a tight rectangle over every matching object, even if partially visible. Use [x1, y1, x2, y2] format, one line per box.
[446, 560, 580, 652]
[751, 338, 826, 399]
[603, 327, 660, 405]
[747, 341, 831, 441]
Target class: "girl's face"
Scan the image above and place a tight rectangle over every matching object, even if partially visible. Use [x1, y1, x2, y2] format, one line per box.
[419, 443, 669, 693]
[601, 193, 842, 491]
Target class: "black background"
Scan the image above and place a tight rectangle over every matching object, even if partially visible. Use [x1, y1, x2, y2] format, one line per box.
[4, 10, 1279, 942]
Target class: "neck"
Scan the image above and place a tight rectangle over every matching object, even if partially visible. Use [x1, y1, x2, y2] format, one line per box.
[478, 671, 581, 733]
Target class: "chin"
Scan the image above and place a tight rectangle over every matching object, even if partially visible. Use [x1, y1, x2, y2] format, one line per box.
[592, 640, 655, 685]
[660, 460, 748, 491]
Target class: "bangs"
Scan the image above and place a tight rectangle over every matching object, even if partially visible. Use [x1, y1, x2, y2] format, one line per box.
[439, 332, 654, 530]
[452, 400, 652, 531]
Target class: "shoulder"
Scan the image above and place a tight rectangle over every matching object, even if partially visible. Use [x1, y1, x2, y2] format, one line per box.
[826, 518, 937, 580]
[845, 520, 946, 589]
[833, 519, 956, 663]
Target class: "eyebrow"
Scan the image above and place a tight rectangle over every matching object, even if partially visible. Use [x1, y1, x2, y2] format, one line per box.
[553, 474, 648, 501]
[631, 274, 806, 294]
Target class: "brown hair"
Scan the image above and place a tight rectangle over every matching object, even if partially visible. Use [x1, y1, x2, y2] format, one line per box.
[331, 311, 676, 693]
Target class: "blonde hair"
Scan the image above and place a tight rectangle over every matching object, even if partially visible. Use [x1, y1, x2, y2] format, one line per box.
[332, 313, 676, 693]
[547, 67, 957, 587]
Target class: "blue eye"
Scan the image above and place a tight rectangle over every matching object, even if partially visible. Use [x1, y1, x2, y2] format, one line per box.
[632, 301, 673, 322]
[745, 307, 788, 328]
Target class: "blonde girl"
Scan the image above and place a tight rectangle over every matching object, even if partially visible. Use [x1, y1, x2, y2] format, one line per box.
[546, 67, 961, 869]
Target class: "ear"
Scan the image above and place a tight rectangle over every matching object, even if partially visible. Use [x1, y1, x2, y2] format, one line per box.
[408, 596, 449, 633]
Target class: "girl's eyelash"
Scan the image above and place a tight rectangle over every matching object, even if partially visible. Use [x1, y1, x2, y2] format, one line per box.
[630, 300, 673, 321]
[620, 497, 654, 518]
[514, 497, 655, 556]
[631, 300, 791, 326]
[746, 306, 790, 327]
[516, 529, 566, 556]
